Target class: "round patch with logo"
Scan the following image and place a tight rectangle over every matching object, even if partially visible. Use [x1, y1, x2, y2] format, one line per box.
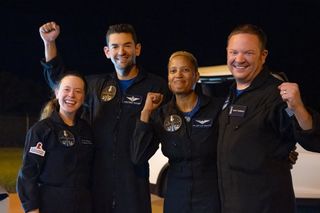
[164, 114, 182, 132]
[58, 130, 75, 147]
[101, 85, 117, 102]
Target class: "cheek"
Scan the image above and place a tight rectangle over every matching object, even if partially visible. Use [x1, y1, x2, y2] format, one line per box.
[78, 95, 85, 104]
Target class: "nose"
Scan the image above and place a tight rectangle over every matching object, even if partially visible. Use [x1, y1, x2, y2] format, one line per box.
[68, 90, 75, 97]
[235, 53, 245, 63]
[175, 70, 183, 77]
[118, 46, 125, 55]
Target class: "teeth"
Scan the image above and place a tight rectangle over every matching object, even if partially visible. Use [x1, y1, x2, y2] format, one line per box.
[65, 100, 76, 105]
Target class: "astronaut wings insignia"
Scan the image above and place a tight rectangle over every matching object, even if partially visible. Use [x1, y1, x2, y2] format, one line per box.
[192, 119, 213, 128]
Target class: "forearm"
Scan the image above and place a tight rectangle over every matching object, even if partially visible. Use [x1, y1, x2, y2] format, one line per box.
[140, 109, 152, 123]
[44, 41, 57, 62]
[131, 120, 159, 164]
[41, 54, 66, 89]
[293, 105, 313, 130]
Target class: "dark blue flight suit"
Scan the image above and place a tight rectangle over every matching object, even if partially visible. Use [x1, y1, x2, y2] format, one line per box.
[17, 110, 94, 213]
[41, 56, 171, 213]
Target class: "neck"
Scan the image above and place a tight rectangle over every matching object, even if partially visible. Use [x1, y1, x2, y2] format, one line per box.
[59, 111, 75, 126]
[236, 81, 251, 90]
[175, 92, 198, 112]
[116, 65, 139, 80]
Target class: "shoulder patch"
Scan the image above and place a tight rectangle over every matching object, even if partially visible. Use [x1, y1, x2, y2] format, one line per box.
[29, 142, 46, 157]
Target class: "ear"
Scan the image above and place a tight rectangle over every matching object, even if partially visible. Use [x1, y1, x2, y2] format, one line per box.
[135, 43, 142, 56]
[195, 71, 200, 82]
[261, 49, 268, 64]
[104, 46, 111, 59]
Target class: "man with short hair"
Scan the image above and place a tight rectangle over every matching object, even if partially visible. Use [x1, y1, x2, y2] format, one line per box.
[217, 23, 320, 213]
[39, 22, 170, 213]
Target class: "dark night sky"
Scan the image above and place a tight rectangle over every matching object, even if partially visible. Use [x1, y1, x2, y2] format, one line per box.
[1, 0, 320, 113]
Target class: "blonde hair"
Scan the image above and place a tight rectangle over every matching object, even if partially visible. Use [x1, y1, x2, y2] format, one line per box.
[168, 51, 199, 71]
[39, 99, 58, 121]
[39, 71, 87, 121]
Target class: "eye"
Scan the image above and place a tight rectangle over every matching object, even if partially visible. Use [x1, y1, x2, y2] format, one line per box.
[110, 44, 118, 50]
[169, 68, 177, 74]
[245, 51, 255, 56]
[182, 67, 191, 73]
[75, 89, 83, 94]
[228, 50, 238, 56]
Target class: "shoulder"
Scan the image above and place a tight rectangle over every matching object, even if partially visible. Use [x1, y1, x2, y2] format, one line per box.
[28, 118, 53, 134]
[24, 119, 55, 148]
[86, 73, 111, 84]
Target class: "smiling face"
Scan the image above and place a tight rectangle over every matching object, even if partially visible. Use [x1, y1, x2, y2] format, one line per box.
[168, 55, 199, 95]
[55, 75, 85, 118]
[104, 33, 141, 77]
[227, 33, 268, 89]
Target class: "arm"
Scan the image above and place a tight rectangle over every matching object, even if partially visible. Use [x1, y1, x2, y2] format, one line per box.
[39, 22, 60, 62]
[17, 126, 46, 213]
[39, 22, 66, 89]
[131, 92, 164, 164]
[279, 82, 320, 151]
[278, 82, 312, 130]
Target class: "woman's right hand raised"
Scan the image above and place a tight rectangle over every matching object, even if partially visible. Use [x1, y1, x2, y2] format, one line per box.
[140, 92, 164, 122]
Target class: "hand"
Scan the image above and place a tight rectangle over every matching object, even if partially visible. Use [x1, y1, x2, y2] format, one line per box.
[143, 92, 164, 112]
[140, 92, 164, 122]
[278, 82, 304, 112]
[39, 21, 60, 44]
[288, 146, 299, 169]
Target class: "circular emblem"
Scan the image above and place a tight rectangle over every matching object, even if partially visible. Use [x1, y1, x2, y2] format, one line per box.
[101, 85, 117, 102]
[58, 130, 75, 147]
[164, 114, 182, 132]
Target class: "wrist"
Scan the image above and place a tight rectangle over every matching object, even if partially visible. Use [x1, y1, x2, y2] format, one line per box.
[140, 109, 152, 123]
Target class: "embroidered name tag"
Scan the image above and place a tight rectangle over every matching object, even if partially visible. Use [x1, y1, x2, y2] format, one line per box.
[29, 142, 46, 157]
[229, 105, 247, 117]
[122, 95, 143, 105]
[192, 119, 213, 128]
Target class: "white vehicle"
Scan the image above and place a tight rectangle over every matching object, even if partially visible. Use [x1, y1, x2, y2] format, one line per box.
[148, 65, 320, 210]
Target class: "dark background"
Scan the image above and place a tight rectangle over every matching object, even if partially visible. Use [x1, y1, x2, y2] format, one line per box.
[1, 0, 320, 116]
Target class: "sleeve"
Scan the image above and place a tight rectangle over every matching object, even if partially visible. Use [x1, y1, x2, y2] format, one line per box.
[295, 108, 320, 152]
[40, 55, 66, 90]
[16, 125, 48, 212]
[131, 118, 160, 165]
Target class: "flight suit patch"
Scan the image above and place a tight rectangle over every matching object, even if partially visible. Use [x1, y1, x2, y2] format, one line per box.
[192, 119, 213, 128]
[59, 130, 75, 147]
[122, 95, 143, 105]
[101, 85, 117, 102]
[29, 142, 46, 157]
[229, 105, 247, 117]
[164, 115, 182, 132]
